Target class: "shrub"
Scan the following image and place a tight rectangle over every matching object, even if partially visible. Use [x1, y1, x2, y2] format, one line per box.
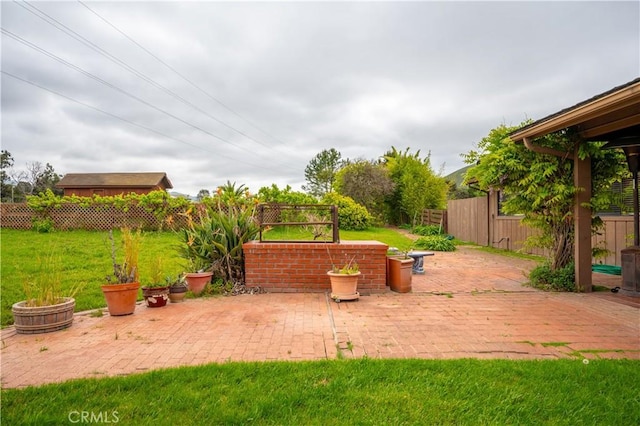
[413, 236, 456, 252]
[529, 262, 575, 292]
[257, 184, 318, 205]
[413, 224, 443, 236]
[322, 192, 372, 231]
[31, 217, 55, 233]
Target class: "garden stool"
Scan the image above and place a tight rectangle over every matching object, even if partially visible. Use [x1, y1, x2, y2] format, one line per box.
[407, 251, 434, 274]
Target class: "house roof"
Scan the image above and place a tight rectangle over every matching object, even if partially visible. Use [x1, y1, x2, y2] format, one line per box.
[510, 77, 640, 142]
[56, 172, 173, 189]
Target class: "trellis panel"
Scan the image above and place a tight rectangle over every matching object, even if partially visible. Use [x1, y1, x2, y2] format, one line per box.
[0, 203, 189, 231]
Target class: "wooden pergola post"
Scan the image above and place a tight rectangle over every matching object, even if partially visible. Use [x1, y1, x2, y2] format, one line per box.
[574, 146, 592, 292]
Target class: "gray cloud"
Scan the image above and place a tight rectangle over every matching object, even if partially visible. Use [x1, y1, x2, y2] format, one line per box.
[2, 1, 638, 196]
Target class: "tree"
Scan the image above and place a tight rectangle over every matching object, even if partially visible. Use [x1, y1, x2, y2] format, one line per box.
[384, 147, 448, 226]
[33, 162, 62, 196]
[196, 189, 210, 201]
[24, 161, 43, 196]
[303, 148, 342, 197]
[1, 150, 14, 202]
[12, 161, 63, 197]
[446, 182, 486, 200]
[334, 159, 395, 223]
[464, 123, 627, 272]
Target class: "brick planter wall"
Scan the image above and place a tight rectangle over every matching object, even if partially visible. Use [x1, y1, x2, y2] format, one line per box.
[243, 240, 389, 294]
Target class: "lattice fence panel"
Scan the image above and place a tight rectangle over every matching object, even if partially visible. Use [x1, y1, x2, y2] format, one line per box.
[0, 203, 190, 231]
[0, 203, 33, 229]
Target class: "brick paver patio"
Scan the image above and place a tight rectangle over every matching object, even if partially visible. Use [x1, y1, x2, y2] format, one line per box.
[2, 246, 638, 389]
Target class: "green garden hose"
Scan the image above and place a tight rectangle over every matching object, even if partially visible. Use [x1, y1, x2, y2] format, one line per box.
[591, 264, 622, 275]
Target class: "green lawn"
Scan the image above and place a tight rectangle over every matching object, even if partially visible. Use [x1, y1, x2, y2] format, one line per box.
[3, 358, 638, 425]
[340, 227, 414, 249]
[1, 227, 414, 327]
[0, 229, 185, 326]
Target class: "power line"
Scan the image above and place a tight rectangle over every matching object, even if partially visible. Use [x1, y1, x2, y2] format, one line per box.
[14, 0, 291, 158]
[1, 27, 269, 155]
[77, 0, 291, 150]
[1, 70, 285, 173]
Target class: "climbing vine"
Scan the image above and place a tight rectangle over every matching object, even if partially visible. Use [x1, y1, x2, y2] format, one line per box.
[464, 123, 627, 273]
[27, 190, 192, 229]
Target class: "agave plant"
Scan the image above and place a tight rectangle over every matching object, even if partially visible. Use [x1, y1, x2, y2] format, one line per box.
[208, 204, 260, 284]
[178, 202, 259, 285]
[177, 207, 215, 273]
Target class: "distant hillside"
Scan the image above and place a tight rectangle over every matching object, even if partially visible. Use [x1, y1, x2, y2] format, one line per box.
[444, 165, 472, 187]
[169, 191, 196, 201]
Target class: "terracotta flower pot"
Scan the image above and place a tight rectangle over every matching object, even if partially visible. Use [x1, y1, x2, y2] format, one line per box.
[327, 271, 360, 302]
[387, 257, 414, 293]
[101, 282, 140, 316]
[169, 285, 188, 303]
[142, 286, 169, 308]
[184, 272, 213, 296]
[12, 297, 75, 334]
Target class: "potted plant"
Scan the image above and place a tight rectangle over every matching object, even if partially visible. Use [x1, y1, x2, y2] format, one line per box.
[141, 257, 169, 308]
[11, 250, 80, 334]
[183, 258, 213, 296]
[387, 247, 414, 293]
[101, 228, 141, 316]
[168, 275, 188, 303]
[327, 251, 360, 303]
[177, 210, 214, 296]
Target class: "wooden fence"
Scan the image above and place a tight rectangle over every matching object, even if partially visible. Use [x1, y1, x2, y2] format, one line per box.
[443, 197, 487, 246]
[420, 209, 448, 231]
[447, 196, 633, 266]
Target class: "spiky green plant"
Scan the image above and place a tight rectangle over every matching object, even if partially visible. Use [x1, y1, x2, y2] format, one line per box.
[207, 204, 260, 284]
[177, 203, 259, 284]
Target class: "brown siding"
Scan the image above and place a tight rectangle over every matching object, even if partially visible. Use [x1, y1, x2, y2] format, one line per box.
[63, 186, 163, 197]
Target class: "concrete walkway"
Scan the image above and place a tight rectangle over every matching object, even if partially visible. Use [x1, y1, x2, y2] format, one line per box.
[2, 246, 638, 389]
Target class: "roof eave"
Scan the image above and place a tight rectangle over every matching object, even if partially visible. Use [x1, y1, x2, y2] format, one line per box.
[510, 78, 640, 142]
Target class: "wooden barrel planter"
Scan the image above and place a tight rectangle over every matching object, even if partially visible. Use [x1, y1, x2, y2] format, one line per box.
[12, 297, 75, 334]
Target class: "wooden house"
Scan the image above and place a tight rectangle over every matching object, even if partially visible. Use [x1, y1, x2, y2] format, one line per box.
[56, 172, 173, 197]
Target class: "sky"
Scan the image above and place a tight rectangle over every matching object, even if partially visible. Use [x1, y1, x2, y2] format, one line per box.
[1, 1, 639, 197]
